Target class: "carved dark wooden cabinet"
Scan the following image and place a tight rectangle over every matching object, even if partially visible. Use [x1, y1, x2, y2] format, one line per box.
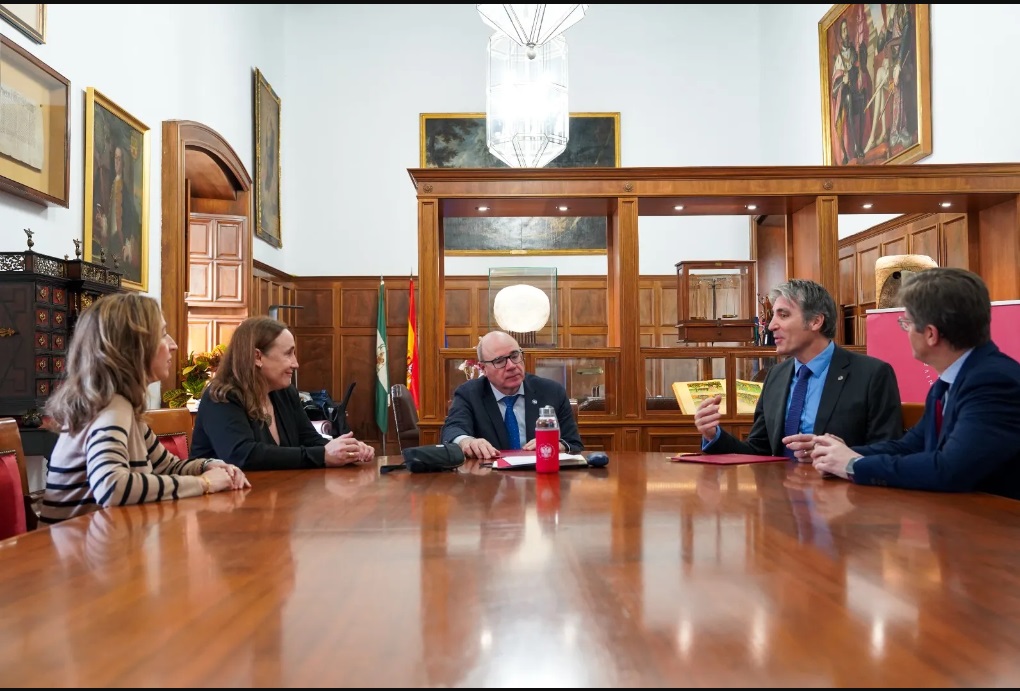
[0, 250, 122, 419]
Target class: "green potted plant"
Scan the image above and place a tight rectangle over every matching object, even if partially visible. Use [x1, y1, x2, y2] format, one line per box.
[162, 344, 226, 409]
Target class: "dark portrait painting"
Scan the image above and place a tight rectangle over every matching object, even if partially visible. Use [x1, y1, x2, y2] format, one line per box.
[818, 4, 931, 166]
[254, 68, 282, 248]
[419, 112, 620, 255]
[83, 88, 149, 291]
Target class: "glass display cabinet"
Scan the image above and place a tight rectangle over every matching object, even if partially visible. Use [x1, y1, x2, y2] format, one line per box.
[675, 260, 757, 345]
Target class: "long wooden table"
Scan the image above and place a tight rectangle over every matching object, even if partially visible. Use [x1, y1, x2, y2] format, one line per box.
[3, 453, 1020, 687]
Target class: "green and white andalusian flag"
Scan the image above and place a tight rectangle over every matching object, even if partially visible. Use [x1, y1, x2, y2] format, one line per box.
[375, 278, 389, 435]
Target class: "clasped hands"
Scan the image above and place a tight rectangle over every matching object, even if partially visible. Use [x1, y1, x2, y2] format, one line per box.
[694, 395, 858, 480]
[324, 432, 375, 466]
[201, 461, 250, 492]
[782, 432, 858, 480]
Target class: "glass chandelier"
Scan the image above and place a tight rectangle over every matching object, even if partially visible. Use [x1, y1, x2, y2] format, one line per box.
[477, 4, 588, 56]
[485, 32, 569, 168]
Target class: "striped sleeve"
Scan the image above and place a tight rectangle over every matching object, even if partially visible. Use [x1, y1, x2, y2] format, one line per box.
[85, 400, 205, 507]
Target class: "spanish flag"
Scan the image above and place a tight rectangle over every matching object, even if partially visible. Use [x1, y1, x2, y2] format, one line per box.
[406, 275, 420, 408]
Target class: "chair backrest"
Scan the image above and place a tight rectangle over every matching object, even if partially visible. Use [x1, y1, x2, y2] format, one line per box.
[390, 384, 420, 452]
[0, 418, 30, 539]
[902, 402, 925, 433]
[143, 408, 194, 460]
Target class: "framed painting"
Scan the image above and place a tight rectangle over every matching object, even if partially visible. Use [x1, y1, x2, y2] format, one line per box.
[0, 34, 68, 207]
[253, 67, 281, 248]
[419, 112, 620, 255]
[0, 4, 45, 44]
[819, 4, 931, 166]
[83, 87, 150, 292]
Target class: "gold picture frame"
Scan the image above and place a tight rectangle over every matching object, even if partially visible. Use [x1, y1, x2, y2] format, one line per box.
[819, 4, 932, 166]
[83, 87, 150, 292]
[0, 4, 46, 44]
[0, 34, 68, 207]
[253, 67, 281, 248]
[419, 112, 620, 255]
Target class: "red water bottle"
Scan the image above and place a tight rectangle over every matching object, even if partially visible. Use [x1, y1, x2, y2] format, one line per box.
[535, 405, 560, 473]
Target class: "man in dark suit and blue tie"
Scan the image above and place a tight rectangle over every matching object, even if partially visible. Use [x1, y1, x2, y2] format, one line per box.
[694, 279, 904, 457]
[442, 331, 583, 460]
[810, 268, 1020, 499]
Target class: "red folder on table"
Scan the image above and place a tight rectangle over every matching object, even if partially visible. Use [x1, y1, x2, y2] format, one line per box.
[669, 453, 787, 465]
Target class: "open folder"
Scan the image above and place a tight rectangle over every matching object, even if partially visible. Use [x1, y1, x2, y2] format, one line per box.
[669, 453, 787, 465]
[493, 452, 590, 470]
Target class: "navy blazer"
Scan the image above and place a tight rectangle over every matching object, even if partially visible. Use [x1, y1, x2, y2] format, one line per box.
[707, 344, 904, 456]
[191, 385, 328, 470]
[851, 342, 1020, 499]
[441, 373, 584, 452]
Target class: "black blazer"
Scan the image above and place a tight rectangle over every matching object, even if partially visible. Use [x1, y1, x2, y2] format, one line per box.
[707, 344, 903, 456]
[441, 373, 584, 453]
[191, 386, 328, 470]
[851, 341, 1020, 499]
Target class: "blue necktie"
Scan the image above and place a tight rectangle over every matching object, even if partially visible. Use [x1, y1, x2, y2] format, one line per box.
[927, 378, 949, 451]
[783, 364, 812, 458]
[502, 394, 521, 450]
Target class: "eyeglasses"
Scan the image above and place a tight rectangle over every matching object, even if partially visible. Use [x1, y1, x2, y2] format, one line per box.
[897, 317, 915, 332]
[480, 349, 524, 369]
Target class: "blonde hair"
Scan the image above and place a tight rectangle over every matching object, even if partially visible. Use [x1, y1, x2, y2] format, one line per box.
[205, 316, 288, 423]
[46, 293, 164, 434]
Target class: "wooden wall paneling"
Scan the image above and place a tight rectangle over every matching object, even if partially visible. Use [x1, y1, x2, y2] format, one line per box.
[294, 287, 335, 328]
[188, 320, 211, 354]
[838, 246, 856, 306]
[857, 240, 880, 306]
[941, 214, 972, 271]
[215, 220, 243, 260]
[644, 427, 707, 455]
[791, 200, 821, 282]
[445, 282, 476, 348]
[214, 263, 245, 302]
[298, 331, 336, 411]
[881, 234, 908, 257]
[907, 220, 939, 260]
[213, 319, 241, 347]
[976, 199, 1020, 300]
[753, 216, 789, 298]
[576, 427, 617, 452]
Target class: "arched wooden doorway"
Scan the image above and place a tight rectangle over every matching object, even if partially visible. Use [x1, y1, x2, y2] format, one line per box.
[159, 121, 252, 399]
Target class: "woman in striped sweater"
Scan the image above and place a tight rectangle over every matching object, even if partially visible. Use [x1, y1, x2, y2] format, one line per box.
[39, 293, 249, 524]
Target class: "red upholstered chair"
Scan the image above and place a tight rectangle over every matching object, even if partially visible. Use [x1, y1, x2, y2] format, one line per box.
[143, 408, 194, 460]
[0, 418, 31, 539]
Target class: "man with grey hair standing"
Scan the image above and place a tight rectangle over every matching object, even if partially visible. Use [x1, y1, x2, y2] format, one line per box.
[809, 268, 1020, 499]
[694, 279, 903, 457]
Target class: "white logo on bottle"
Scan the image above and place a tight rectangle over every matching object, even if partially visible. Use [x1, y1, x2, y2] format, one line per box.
[538, 442, 555, 459]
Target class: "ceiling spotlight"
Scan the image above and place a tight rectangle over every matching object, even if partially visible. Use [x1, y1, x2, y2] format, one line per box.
[745, 204, 757, 211]
[862, 203, 873, 209]
[940, 202, 952, 208]
[477, 205, 490, 212]
[674, 205, 685, 211]
[557, 205, 569, 211]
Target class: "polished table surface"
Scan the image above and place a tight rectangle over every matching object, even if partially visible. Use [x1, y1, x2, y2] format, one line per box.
[3, 453, 1020, 687]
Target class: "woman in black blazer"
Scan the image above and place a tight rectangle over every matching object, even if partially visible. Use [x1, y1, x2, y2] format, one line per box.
[191, 317, 374, 470]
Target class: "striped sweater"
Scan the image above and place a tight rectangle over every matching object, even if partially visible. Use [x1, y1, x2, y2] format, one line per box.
[40, 394, 211, 524]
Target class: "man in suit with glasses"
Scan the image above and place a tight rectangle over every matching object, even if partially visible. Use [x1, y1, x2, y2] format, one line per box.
[809, 268, 1020, 499]
[442, 331, 583, 460]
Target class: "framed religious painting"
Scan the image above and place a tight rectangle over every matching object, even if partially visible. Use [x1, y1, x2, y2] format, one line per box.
[83, 87, 150, 292]
[0, 34, 68, 207]
[419, 112, 620, 255]
[818, 4, 931, 166]
[253, 67, 281, 248]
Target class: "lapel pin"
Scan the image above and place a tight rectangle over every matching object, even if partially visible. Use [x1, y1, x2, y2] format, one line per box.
[838, 375, 845, 381]
[531, 399, 538, 405]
